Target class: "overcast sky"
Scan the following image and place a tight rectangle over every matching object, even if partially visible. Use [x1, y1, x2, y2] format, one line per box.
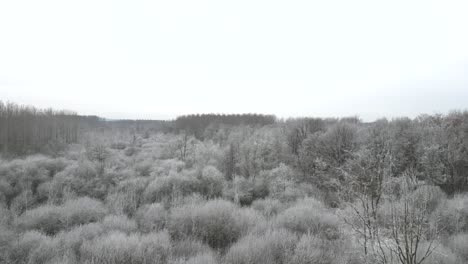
[1, 0, 467, 121]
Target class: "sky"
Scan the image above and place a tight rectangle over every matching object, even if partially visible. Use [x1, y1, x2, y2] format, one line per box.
[0, 0, 467, 121]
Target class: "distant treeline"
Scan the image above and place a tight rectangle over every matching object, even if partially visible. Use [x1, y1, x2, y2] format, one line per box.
[1, 103, 277, 156]
[0, 101, 103, 156]
[104, 119, 174, 134]
[0, 101, 170, 156]
[175, 114, 276, 138]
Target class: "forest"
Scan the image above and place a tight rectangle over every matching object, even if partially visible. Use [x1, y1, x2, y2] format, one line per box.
[1, 100, 468, 264]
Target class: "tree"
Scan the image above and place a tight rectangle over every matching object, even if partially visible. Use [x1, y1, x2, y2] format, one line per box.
[286, 118, 325, 155]
[345, 170, 440, 264]
[389, 118, 421, 177]
[175, 131, 196, 162]
[342, 121, 394, 263]
[418, 112, 468, 194]
[223, 143, 239, 181]
[86, 144, 110, 175]
[385, 174, 440, 264]
[343, 149, 390, 262]
[439, 111, 468, 193]
[320, 122, 357, 165]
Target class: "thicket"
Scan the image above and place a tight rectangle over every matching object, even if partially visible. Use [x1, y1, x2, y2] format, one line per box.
[1, 102, 468, 264]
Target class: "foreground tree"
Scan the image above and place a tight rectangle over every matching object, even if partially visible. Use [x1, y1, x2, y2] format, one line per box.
[384, 174, 440, 264]
[343, 146, 390, 262]
[345, 151, 439, 264]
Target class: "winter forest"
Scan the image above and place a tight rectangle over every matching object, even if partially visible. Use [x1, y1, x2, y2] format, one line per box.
[1, 100, 468, 264]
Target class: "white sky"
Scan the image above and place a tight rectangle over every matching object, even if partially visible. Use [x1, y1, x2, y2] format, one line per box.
[1, 0, 467, 121]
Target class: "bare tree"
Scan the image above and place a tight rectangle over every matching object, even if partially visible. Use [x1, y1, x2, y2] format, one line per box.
[223, 142, 238, 180]
[343, 149, 390, 263]
[343, 121, 393, 263]
[87, 144, 110, 175]
[175, 130, 196, 162]
[286, 117, 324, 155]
[385, 173, 439, 264]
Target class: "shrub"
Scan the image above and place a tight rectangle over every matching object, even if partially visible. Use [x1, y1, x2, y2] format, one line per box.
[432, 194, 468, 235]
[34, 156, 69, 177]
[10, 190, 36, 215]
[225, 176, 269, 206]
[193, 141, 223, 169]
[137, 232, 172, 263]
[280, 183, 321, 203]
[198, 166, 224, 198]
[224, 229, 297, 264]
[0, 204, 12, 226]
[17, 204, 64, 235]
[234, 207, 268, 235]
[409, 185, 446, 214]
[144, 172, 200, 204]
[186, 253, 218, 264]
[168, 199, 259, 249]
[52, 223, 105, 261]
[46, 255, 77, 264]
[448, 233, 468, 262]
[135, 160, 154, 176]
[0, 157, 53, 207]
[224, 176, 253, 205]
[102, 214, 137, 233]
[275, 198, 340, 239]
[41, 174, 68, 204]
[0, 225, 15, 262]
[80, 231, 171, 264]
[416, 242, 459, 264]
[7, 231, 48, 264]
[171, 253, 218, 264]
[252, 198, 285, 217]
[171, 239, 214, 260]
[111, 142, 127, 150]
[50, 161, 111, 200]
[28, 237, 61, 264]
[106, 177, 148, 216]
[169, 193, 206, 209]
[36, 181, 54, 203]
[17, 197, 107, 235]
[60, 197, 107, 227]
[153, 159, 186, 176]
[136, 203, 167, 232]
[289, 234, 344, 264]
[262, 164, 298, 198]
[124, 146, 139, 156]
[0, 180, 10, 206]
